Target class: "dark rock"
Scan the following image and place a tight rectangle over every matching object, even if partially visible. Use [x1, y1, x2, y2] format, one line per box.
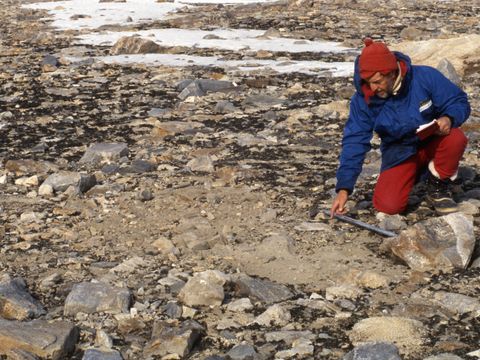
[0, 274, 46, 320]
[82, 349, 123, 360]
[231, 273, 295, 304]
[64, 282, 131, 316]
[227, 343, 258, 360]
[144, 319, 204, 358]
[343, 342, 401, 360]
[0, 319, 78, 359]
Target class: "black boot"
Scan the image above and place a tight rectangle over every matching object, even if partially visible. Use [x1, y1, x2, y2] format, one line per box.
[425, 172, 458, 215]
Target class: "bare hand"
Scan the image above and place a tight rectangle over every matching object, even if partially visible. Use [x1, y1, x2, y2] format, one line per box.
[435, 116, 452, 136]
[331, 190, 349, 218]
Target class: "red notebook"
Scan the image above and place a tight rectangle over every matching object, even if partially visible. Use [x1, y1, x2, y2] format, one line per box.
[416, 120, 439, 140]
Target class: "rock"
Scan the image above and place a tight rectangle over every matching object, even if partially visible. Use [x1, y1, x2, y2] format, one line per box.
[136, 188, 154, 201]
[265, 330, 316, 344]
[178, 270, 226, 307]
[6, 349, 40, 360]
[226, 298, 253, 312]
[5, 159, 58, 176]
[400, 26, 423, 40]
[243, 94, 286, 108]
[384, 213, 475, 272]
[163, 301, 183, 319]
[95, 330, 113, 349]
[431, 291, 480, 315]
[275, 338, 314, 359]
[349, 317, 427, 353]
[392, 35, 480, 76]
[424, 353, 465, 360]
[231, 273, 295, 304]
[214, 100, 238, 114]
[64, 282, 131, 316]
[0, 274, 46, 320]
[325, 285, 364, 300]
[344, 342, 402, 360]
[42, 54, 59, 72]
[0, 319, 78, 359]
[178, 79, 237, 100]
[144, 319, 204, 357]
[41, 171, 96, 194]
[82, 349, 123, 360]
[110, 36, 163, 55]
[376, 213, 407, 232]
[79, 143, 129, 166]
[187, 155, 215, 173]
[437, 58, 462, 87]
[227, 343, 258, 360]
[253, 304, 291, 327]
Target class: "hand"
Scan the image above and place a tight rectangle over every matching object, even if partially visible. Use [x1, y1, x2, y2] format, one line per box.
[435, 116, 452, 136]
[331, 189, 349, 218]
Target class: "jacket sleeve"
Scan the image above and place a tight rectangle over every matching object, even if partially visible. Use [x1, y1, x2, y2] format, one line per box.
[424, 67, 471, 127]
[335, 95, 374, 194]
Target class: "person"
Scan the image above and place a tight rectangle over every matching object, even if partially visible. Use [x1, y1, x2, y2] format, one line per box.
[330, 38, 470, 217]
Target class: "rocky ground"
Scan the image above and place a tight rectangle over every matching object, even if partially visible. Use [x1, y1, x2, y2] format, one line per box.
[1, 0, 480, 359]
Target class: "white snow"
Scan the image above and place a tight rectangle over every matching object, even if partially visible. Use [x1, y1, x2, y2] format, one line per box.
[68, 54, 354, 76]
[24, 0, 181, 30]
[26, 0, 355, 77]
[78, 29, 351, 53]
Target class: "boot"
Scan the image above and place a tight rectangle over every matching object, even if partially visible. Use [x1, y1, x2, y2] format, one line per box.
[425, 172, 458, 215]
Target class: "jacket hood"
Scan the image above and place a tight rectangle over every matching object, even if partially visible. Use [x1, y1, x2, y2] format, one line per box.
[353, 51, 412, 105]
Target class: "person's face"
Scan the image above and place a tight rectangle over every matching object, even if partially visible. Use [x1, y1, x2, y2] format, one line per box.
[366, 71, 396, 98]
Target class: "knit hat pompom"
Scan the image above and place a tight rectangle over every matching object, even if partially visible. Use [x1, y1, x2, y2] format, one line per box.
[359, 38, 397, 79]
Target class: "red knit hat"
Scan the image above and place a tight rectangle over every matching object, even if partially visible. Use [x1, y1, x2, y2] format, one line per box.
[359, 38, 397, 79]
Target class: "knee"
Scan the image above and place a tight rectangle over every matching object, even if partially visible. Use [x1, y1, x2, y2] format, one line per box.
[373, 201, 405, 215]
[449, 128, 468, 150]
[373, 194, 406, 215]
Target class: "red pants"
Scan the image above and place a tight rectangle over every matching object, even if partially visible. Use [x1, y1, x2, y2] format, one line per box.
[373, 128, 468, 214]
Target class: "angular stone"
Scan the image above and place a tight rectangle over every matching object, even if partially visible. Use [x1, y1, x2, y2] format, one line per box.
[41, 171, 96, 194]
[226, 298, 253, 312]
[344, 342, 401, 360]
[437, 58, 462, 87]
[6, 349, 40, 360]
[275, 338, 314, 359]
[178, 271, 226, 307]
[265, 330, 315, 345]
[0, 274, 46, 320]
[432, 291, 480, 315]
[214, 100, 238, 114]
[79, 143, 129, 165]
[177, 79, 236, 100]
[5, 159, 58, 176]
[227, 343, 258, 360]
[187, 155, 214, 173]
[384, 213, 475, 272]
[424, 354, 464, 360]
[349, 317, 427, 352]
[110, 36, 163, 55]
[231, 273, 294, 304]
[64, 282, 131, 316]
[325, 285, 363, 300]
[144, 319, 204, 357]
[0, 319, 78, 359]
[82, 349, 123, 360]
[151, 121, 204, 137]
[254, 304, 291, 327]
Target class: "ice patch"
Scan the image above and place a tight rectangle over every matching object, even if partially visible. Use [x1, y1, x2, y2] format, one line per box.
[68, 54, 354, 77]
[78, 29, 351, 53]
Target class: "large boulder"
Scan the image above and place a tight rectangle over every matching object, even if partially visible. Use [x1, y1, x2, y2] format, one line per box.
[392, 34, 480, 76]
[110, 36, 163, 55]
[384, 213, 475, 272]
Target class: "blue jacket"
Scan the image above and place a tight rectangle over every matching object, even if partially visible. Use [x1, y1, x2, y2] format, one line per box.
[335, 52, 471, 193]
